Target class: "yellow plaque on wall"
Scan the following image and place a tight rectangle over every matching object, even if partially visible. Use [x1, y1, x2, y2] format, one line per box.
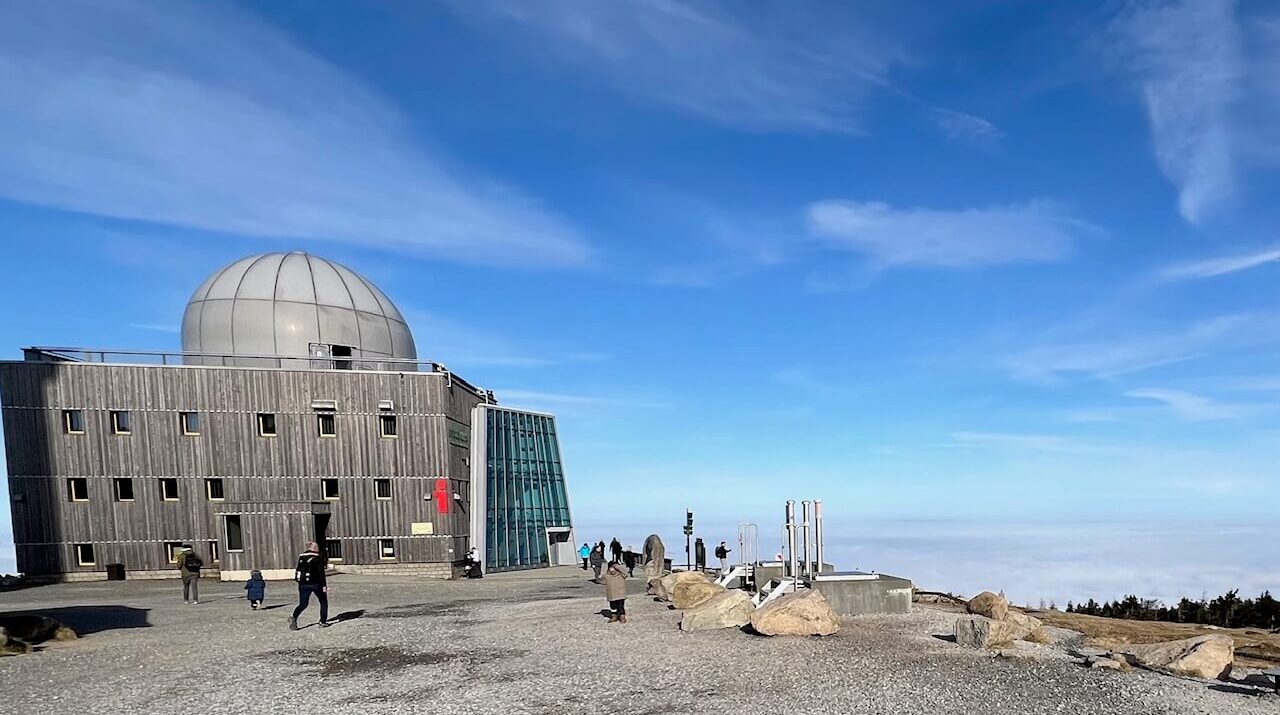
[411, 522, 434, 535]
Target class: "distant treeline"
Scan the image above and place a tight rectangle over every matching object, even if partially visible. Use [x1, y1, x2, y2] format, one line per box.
[1065, 590, 1278, 629]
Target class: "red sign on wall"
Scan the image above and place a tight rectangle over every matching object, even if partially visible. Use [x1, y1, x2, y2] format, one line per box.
[434, 479, 449, 514]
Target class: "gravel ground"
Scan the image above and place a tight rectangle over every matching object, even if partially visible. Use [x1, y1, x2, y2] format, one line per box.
[0, 568, 1274, 714]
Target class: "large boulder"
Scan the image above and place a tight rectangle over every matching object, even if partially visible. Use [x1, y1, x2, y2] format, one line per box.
[652, 571, 709, 602]
[954, 616, 1033, 649]
[1110, 635, 1234, 680]
[1004, 611, 1042, 633]
[680, 590, 754, 632]
[672, 580, 725, 610]
[642, 534, 666, 578]
[966, 591, 1009, 621]
[750, 589, 841, 636]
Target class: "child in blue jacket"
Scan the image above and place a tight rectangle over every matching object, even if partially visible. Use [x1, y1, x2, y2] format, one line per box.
[245, 570, 266, 609]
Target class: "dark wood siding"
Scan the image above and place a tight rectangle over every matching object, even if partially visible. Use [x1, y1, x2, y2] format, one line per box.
[0, 361, 483, 575]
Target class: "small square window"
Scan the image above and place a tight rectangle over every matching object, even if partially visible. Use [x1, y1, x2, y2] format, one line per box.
[68, 477, 89, 502]
[110, 410, 131, 435]
[180, 412, 200, 436]
[63, 409, 85, 434]
[379, 538, 396, 559]
[75, 543, 95, 566]
[160, 478, 180, 501]
[165, 541, 185, 563]
[257, 413, 277, 437]
[374, 478, 392, 500]
[379, 415, 398, 438]
[205, 478, 225, 501]
[225, 515, 244, 552]
[325, 539, 343, 562]
[317, 413, 336, 438]
[113, 478, 134, 502]
[208, 539, 220, 563]
[322, 478, 340, 501]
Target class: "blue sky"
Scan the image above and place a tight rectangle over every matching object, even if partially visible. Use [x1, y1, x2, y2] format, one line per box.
[1, 1, 1279, 591]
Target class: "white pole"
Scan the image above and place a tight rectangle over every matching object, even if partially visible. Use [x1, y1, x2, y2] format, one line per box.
[814, 500, 824, 579]
[785, 500, 797, 587]
[801, 500, 811, 583]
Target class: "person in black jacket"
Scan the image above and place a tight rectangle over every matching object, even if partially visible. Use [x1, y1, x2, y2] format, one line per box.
[289, 542, 329, 630]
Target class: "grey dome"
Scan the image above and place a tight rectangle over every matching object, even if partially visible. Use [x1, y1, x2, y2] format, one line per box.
[181, 252, 418, 370]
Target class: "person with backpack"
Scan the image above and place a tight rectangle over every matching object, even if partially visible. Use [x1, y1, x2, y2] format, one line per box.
[715, 541, 732, 573]
[177, 545, 203, 604]
[289, 542, 329, 630]
[244, 570, 267, 609]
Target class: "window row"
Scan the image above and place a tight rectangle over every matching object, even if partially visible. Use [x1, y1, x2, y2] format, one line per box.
[61, 410, 398, 439]
[71, 540, 220, 567]
[66, 477, 395, 502]
[71, 536, 399, 567]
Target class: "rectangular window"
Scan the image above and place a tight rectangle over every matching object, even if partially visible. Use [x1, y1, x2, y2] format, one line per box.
[379, 414, 398, 438]
[208, 539, 219, 563]
[322, 478, 340, 500]
[379, 538, 396, 559]
[113, 478, 134, 502]
[160, 477, 179, 501]
[68, 477, 89, 502]
[325, 539, 343, 562]
[165, 541, 185, 563]
[257, 413, 277, 437]
[180, 411, 200, 436]
[224, 515, 244, 552]
[75, 543, 95, 566]
[205, 478, 225, 501]
[110, 410, 131, 435]
[374, 478, 392, 500]
[317, 413, 336, 438]
[63, 409, 85, 434]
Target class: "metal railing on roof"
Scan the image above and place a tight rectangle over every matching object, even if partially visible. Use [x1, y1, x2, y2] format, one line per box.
[20, 346, 494, 401]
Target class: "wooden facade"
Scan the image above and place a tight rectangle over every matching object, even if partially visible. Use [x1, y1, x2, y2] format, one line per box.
[0, 357, 484, 579]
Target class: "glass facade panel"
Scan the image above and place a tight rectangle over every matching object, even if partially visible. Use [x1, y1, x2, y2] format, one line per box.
[485, 409, 571, 572]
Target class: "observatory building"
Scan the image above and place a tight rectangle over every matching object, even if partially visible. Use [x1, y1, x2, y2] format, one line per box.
[0, 252, 575, 581]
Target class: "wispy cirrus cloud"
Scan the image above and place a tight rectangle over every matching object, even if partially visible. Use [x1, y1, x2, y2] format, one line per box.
[1003, 313, 1272, 382]
[1122, 387, 1245, 420]
[445, 0, 995, 140]
[1108, 1, 1280, 223]
[1158, 244, 1280, 280]
[806, 200, 1088, 270]
[0, 1, 588, 268]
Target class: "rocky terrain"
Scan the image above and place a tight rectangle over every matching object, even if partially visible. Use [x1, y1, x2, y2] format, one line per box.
[0, 569, 1274, 714]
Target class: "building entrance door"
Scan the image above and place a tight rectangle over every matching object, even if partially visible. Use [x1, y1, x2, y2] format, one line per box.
[546, 527, 573, 566]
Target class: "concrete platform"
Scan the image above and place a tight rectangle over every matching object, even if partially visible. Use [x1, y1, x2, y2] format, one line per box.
[813, 573, 913, 616]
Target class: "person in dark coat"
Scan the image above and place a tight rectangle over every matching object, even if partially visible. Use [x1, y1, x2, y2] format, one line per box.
[589, 543, 606, 581]
[245, 570, 266, 609]
[609, 538, 623, 562]
[621, 546, 637, 577]
[176, 545, 203, 605]
[290, 542, 329, 630]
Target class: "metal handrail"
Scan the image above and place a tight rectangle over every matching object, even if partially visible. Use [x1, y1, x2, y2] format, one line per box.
[20, 346, 492, 400]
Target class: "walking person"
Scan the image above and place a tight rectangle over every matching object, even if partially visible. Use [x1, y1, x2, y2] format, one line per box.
[609, 537, 623, 563]
[622, 546, 637, 577]
[579, 543, 591, 570]
[604, 561, 628, 623]
[289, 542, 329, 630]
[589, 542, 606, 582]
[176, 545, 203, 605]
[245, 569, 266, 609]
[715, 541, 732, 573]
